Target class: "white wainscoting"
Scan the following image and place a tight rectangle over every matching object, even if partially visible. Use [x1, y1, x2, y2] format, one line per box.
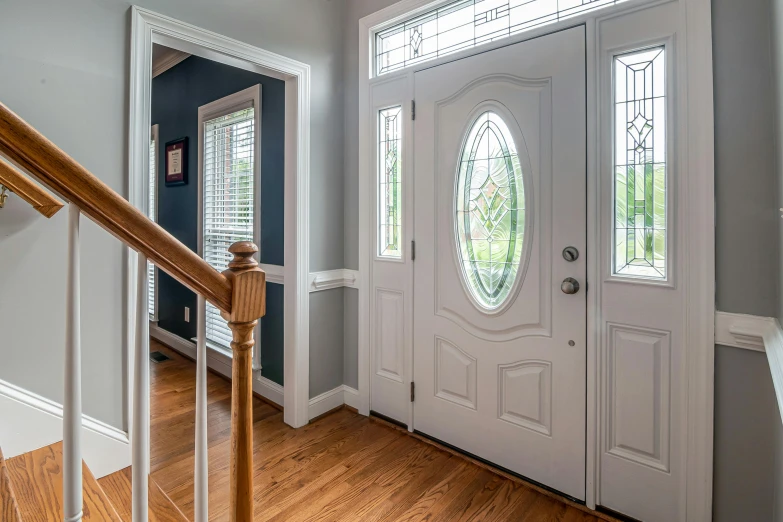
[308, 385, 360, 420]
[715, 311, 783, 420]
[0, 379, 130, 478]
[150, 324, 284, 406]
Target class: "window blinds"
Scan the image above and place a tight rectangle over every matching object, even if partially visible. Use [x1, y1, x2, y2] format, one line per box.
[148, 134, 156, 320]
[203, 108, 256, 350]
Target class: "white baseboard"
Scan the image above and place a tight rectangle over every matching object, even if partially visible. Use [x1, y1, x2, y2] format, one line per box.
[150, 324, 284, 407]
[0, 379, 130, 478]
[308, 385, 360, 420]
[343, 385, 360, 410]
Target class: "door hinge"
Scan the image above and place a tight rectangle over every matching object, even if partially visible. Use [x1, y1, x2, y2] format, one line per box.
[410, 381, 415, 402]
[411, 240, 416, 261]
[411, 100, 416, 121]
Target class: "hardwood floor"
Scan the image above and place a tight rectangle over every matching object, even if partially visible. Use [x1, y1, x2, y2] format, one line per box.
[8, 442, 122, 521]
[138, 340, 607, 521]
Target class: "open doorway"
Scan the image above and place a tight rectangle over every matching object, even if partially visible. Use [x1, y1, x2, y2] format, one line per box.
[147, 43, 285, 398]
[129, 7, 312, 430]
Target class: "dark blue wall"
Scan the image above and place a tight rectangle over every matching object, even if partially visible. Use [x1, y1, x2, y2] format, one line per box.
[152, 55, 285, 385]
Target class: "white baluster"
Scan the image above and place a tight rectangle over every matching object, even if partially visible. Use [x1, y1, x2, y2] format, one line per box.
[195, 294, 209, 521]
[132, 253, 150, 522]
[64, 204, 83, 522]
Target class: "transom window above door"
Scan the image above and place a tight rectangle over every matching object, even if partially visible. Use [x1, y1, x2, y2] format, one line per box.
[375, 0, 631, 76]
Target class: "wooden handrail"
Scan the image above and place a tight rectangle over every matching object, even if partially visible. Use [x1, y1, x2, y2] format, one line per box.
[0, 159, 64, 218]
[0, 102, 232, 313]
[0, 101, 265, 521]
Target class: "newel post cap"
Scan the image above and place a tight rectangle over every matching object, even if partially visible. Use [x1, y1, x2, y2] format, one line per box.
[228, 241, 259, 270]
[221, 241, 266, 324]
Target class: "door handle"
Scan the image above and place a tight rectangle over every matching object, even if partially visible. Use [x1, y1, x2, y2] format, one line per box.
[561, 277, 580, 295]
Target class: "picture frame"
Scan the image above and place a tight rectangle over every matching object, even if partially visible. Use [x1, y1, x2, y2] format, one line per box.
[164, 137, 188, 186]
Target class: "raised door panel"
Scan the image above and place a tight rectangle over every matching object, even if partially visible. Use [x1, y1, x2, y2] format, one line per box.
[498, 360, 552, 435]
[375, 289, 404, 383]
[435, 338, 477, 410]
[606, 323, 670, 472]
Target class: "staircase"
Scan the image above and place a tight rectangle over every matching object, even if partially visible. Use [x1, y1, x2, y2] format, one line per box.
[0, 100, 267, 522]
[0, 442, 187, 521]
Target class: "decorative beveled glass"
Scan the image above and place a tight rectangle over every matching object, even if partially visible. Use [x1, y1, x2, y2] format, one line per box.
[613, 47, 667, 279]
[456, 111, 525, 310]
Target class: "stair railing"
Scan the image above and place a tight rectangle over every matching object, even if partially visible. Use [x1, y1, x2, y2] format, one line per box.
[0, 102, 264, 522]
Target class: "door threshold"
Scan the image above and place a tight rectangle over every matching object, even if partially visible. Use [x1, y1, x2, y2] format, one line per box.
[368, 413, 623, 522]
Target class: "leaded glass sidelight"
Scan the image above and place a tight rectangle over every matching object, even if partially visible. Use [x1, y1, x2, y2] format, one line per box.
[378, 106, 403, 258]
[613, 47, 667, 279]
[456, 111, 525, 310]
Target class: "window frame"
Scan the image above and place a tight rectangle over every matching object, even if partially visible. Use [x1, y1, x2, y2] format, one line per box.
[149, 123, 160, 321]
[197, 84, 263, 355]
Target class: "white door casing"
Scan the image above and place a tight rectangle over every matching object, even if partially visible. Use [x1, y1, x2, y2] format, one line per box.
[412, 27, 587, 500]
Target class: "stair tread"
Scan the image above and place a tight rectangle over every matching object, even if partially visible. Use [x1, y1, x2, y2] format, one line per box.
[0, 447, 23, 522]
[6, 441, 122, 521]
[99, 467, 189, 522]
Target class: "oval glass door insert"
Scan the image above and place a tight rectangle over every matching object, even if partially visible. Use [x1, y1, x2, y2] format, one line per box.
[456, 110, 526, 311]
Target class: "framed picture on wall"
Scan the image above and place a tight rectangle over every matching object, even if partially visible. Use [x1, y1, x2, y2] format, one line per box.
[165, 137, 188, 186]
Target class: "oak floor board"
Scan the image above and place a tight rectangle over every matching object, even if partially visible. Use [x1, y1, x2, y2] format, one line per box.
[0, 446, 22, 522]
[99, 467, 188, 522]
[6, 442, 122, 521]
[147, 338, 608, 521]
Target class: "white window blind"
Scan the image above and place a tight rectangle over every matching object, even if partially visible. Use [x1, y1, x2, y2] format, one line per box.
[203, 108, 255, 350]
[148, 127, 157, 320]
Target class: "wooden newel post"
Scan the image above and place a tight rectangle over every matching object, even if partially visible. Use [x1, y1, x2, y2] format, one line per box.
[221, 241, 266, 522]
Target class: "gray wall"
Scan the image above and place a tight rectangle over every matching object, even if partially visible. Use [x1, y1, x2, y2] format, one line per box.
[0, 0, 348, 426]
[714, 346, 777, 521]
[713, 0, 783, 519]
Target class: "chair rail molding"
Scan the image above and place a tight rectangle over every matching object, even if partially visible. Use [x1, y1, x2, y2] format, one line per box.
[308, 269, 360, 292]
[714, 311, 783, 421]
[129, 6, 311, 428]
[0, 379, 130, 479]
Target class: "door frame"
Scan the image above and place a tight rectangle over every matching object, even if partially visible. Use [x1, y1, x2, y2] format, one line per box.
[127, 6, 312, 429]
[357, 0, 715, 517]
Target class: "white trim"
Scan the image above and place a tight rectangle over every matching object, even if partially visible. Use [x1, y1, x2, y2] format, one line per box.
[152, 48, 190, 77]
[308, 386, 345, 420]
[343, 386, 360, 410]
[129, 6, 311, 429]
[713, 312, 783, 426]
[150, 323, 284, 407]
[715, 312, 775, 352]
[764, 321, 783, 424]
[308, 269, 360, 292]
[308, 385, 360, 420]
[358, 0, 715, 518]
[682, 0, 716, 519]
[261, 264, 285, 285]
[252, 266, 359, 288]
[0, 379, 130, 479]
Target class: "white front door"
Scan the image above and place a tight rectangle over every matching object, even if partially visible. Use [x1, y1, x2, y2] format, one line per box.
[413, 27, 587, 499]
